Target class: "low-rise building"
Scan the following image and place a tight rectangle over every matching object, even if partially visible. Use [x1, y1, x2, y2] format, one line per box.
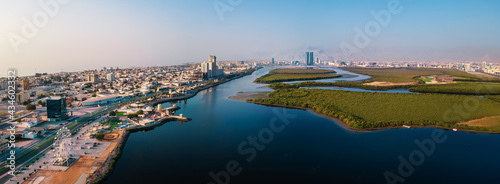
[0, 139, 8, 154]
[16, 91, 30, 104]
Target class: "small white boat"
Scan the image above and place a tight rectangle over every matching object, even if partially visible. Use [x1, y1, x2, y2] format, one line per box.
[453, 128, 458, 132]
[402, 125, 411, 129]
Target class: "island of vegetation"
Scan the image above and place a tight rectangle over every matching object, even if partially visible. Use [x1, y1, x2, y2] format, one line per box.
[249, 67, 500, 133]
[267, 81, 500, 95]
[249, 88, 500, 132]
[254, 68, 341, 83]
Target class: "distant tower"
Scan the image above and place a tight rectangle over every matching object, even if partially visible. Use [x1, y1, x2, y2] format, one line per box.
[305, 52, 314, 66]
[309, 52, 312, 65]
[305, 52, 309, 65]
[209, 55, 216, 63]
[107, 73, 115, 82]
[52, 127, 72, 166]
[271, 58, 275, 65]
[89, 74, 98, 83]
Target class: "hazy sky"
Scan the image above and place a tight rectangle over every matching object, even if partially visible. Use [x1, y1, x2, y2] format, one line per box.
[1, 0, 500, 77]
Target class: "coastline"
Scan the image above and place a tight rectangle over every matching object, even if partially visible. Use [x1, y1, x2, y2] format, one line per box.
[246, 67, 500, 135]
[87, 116, 191, 183]
[246, 101, 500, 134]
[86, 68, 261, 183]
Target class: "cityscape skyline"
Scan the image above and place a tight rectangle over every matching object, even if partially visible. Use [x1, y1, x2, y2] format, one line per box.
[1, 1, 500, 182]
[1, 0, 500, 77]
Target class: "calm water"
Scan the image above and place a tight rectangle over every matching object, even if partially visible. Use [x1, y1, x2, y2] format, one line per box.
[105, 68, 500, 184]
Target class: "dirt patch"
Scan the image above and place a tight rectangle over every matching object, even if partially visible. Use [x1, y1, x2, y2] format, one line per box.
[363, 81, 417, 86]
[458, 116, 500, 127]
[104, 133, 119, 140]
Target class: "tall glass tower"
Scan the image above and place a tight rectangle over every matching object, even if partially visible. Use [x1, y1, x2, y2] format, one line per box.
[306, 52, 314, 65]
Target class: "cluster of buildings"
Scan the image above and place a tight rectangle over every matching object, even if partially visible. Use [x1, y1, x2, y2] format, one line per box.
[0, 55, 258, 120]
[266, 53, 499, 76]
[201, 55, 224, 79]
[480, 61, 499, 75]
[270, 52, 319, 66]
[0, 55, 260, 156]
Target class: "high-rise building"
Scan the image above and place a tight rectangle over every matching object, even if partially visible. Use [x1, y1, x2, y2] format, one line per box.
[201, 55, 222, 79]
[306, 52, 314, 65]
[107, 73, 115, 82]
[306, 52, 309, 65]
[22, 78, 30, 90]
[47, 97, 67, 121]
[209, 55, 217, 78]
[271, 58, 275, 65]
[309, 52, 312, 65]
[490, 63, 493, 70]
[482, 61, 487, 70]
[201, 62, 208, 73]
